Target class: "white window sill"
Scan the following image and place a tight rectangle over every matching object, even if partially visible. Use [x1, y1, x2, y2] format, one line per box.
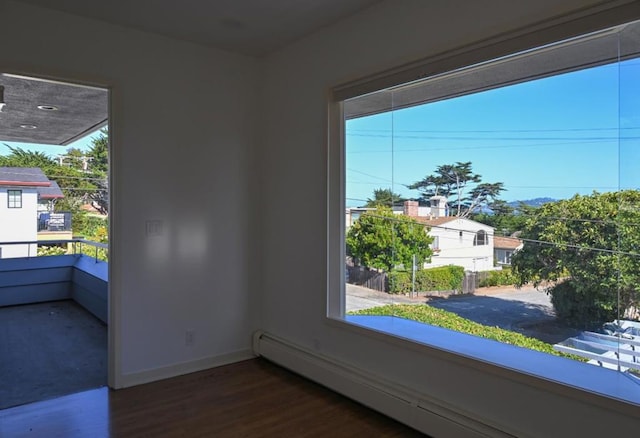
[338, 315, 640, 407]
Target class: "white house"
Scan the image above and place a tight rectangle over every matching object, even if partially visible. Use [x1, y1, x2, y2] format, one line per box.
[346, 198, 497, 271]
[0, 167, 64, 258]
[403, 198, 495, 272]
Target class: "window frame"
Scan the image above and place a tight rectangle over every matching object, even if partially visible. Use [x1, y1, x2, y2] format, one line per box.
[474, 230, 488, 246]
[328, 1, 640, 411]
[7, 189, 22, 208]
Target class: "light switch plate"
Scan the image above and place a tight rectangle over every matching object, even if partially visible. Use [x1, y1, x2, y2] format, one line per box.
[145, 220, 163, 237]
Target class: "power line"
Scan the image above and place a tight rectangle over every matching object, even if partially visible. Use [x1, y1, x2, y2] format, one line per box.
[347, 168, 394, 183]
[0, 168, 105, 181]
[347, 126, 640, 134]
[346, 139, 611, 154]
[347, 133, 636, 141]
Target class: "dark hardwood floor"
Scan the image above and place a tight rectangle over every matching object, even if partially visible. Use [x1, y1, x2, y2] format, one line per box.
[0, 358, 427, 437]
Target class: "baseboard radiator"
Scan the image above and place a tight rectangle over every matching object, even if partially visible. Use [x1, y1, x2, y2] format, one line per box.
[252, 331, 512, 438]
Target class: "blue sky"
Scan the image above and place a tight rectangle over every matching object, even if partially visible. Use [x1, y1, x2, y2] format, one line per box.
[346, 59, 640, 207]
[0, 128, 102, 158]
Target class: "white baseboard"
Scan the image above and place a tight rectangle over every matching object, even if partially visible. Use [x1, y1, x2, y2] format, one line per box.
[252, 331, 510, 438]
[118, 348, 255, 388]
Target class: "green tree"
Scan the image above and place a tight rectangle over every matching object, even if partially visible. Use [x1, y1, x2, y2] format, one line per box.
[365, 188, 405, 208]
[0, 146, 93, 206]
[0, 146, 56, 168]
[472, 200, 532, 236]
[62, 147, 86, 170]
[87, 128, 108, 174]
[84, 129, 109, 214]
[346, 207, 433, 272]
[0, 144, 108, 228]
[511, 191, 640, 327]
[408, 161, 504, 217]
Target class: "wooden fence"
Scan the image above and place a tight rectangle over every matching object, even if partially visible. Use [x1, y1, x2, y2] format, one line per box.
[347, 266, 477, 295]
[346, 266, 388, 292]
[462, 271, 477, 294]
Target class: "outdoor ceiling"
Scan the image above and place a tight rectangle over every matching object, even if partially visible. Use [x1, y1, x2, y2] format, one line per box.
[13, 0, 384, 56]
[0, 74, 108, 146]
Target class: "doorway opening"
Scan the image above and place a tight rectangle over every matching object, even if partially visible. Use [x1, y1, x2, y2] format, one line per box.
[0, 72, 109, 409]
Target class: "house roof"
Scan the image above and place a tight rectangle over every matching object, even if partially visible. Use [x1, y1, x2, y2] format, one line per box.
[0, 167, 64, 199]
[494, 236, 523, 250]
[0, 167, 51, 187]
[416, 216, 458, 226]
[38, 180, 64, 199]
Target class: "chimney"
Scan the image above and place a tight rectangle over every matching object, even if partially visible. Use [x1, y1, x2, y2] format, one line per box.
[430, 196, 447, 218]
[403, 200, 418, 217]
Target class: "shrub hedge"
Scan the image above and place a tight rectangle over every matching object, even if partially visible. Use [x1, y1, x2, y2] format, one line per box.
[550, 280, 617, 330]
[350, 304, 582, 360]
[388, 265, 464, 294]
[477, 268, 517, 288]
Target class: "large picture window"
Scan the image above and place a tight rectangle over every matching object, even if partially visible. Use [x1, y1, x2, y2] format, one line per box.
[335, 18, 640, 402]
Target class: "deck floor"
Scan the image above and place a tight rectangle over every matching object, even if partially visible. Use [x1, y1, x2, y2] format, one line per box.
[0, 300, 107, 409]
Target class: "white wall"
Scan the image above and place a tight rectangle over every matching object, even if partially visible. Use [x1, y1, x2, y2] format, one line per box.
[260, 0, 639, 436]
[426, 219, 494, 271]
[0, 0, 260, 385]
[0, 188, 38, 257]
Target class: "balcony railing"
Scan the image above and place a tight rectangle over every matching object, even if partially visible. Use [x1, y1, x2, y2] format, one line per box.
[0, 238, 108, 262]
[0, 238, 108, 323]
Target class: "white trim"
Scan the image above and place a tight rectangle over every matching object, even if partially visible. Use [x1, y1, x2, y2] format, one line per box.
[118, 349, 255, 388]
[332, 0, 640, 101]
[107, 85, 119, 390]
[327, 99, 346, 319]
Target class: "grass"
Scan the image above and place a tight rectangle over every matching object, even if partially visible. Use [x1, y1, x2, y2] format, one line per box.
[349, 304, 581, 359]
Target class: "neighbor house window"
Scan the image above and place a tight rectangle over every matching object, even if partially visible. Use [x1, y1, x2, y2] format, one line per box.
[473, 230, 487, 246]
[8, 190, 22, 208]
[334, 15, 640, 404]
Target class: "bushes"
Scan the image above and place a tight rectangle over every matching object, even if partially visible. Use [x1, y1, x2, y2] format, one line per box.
[388, 265, 464, 294]
[38, 245, 67, 256]
[350, 304, 576, 358]
[478, 268, 517, 287]
[388, 270, 412, 294]
[72, 212, 107, 238]
[550, 280, 617, 329]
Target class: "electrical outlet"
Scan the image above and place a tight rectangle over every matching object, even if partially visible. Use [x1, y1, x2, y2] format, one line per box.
[185, 330, 195, 347]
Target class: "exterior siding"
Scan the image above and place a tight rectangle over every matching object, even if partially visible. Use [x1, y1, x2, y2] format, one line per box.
[425, 219, 494, 271]
[0, 188, 38, 258]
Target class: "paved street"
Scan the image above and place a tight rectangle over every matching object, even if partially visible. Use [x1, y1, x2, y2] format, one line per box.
[346, 284, 580, 343]
[346, 283, 420, 312]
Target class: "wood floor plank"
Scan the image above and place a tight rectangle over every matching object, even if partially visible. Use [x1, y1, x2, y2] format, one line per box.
[0, 358, 427, 437]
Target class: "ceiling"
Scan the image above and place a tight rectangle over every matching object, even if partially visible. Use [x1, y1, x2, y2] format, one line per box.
[14, 0, 384, 56]
[1, 0, 381, 146]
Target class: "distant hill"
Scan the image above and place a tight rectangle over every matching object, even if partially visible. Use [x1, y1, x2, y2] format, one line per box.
[507, 197, 556, 208]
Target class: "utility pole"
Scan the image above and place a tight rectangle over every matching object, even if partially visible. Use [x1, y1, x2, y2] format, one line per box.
[411, 254, 417, 298]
